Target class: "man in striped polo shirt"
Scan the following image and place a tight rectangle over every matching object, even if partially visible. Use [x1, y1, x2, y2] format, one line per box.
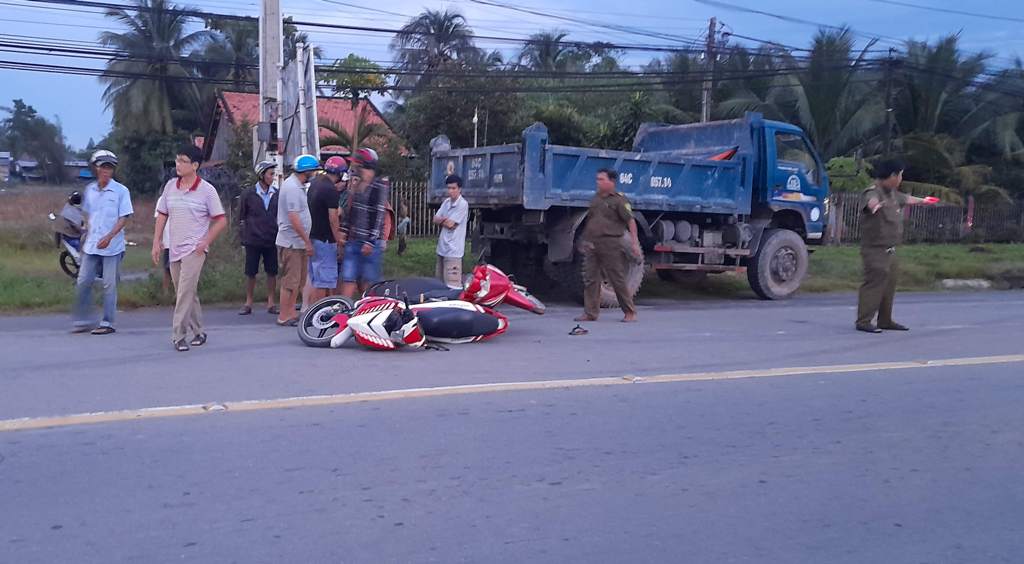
[151, 145, 227, 352]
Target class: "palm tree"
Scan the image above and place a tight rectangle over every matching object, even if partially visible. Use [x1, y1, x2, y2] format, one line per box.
[320, 105, 391, 154]
[895, 34, 989, 136]
[518, 30, 574, 72]
[954, 61, 1024, 160]
[390, 9, 479, 93]
[100, 0, 211, 134]
[192, 18, 258, 90]
[716, 28, 885, 159]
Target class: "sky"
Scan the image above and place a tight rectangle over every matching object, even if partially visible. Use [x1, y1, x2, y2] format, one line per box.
[0, 0, 1022, 149]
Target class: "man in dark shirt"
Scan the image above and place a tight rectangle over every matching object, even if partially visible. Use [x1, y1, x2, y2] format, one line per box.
[856, 157, 938, 333]
[238, 160, 279, 315]
[306, 156, 347, 303]
[575, 168, 642, 323]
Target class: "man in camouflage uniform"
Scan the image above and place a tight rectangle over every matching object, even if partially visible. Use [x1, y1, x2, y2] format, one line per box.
[857, 157, 939, 333]
[575, 168, 643, 323]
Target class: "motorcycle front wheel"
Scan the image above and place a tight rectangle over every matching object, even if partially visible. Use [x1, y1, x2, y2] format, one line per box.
[297, 296, 355, 348]
[60, 251, 79, 279]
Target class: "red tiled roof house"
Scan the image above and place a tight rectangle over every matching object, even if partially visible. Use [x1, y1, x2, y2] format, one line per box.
[203, 91, 398, 163]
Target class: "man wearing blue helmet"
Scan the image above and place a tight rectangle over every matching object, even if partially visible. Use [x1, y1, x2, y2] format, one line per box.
[275, 154, 317, 326]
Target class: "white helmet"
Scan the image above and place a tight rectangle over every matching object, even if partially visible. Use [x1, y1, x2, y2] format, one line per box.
[90, 149, 118, 167]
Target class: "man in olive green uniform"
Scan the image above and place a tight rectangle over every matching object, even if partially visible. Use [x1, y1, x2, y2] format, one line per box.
[857, 158, 939, 333]
[575, 168, 643, 323]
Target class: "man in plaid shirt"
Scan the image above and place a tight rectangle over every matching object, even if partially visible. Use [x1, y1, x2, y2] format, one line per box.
[340, 148, 389, 298]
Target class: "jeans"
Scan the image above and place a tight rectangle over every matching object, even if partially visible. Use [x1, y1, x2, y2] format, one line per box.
[73, 252, 122, 328]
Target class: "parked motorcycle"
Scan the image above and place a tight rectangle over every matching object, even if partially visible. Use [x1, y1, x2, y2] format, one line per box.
[365, 264, 546, 315]
[297, 294, 508, 350]
[48, 191, 85, 279]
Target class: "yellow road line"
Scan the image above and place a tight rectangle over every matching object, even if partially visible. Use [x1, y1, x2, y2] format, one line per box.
[2, 353, 1022, 433]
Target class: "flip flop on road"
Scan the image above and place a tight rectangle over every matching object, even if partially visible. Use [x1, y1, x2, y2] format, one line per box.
[91, 326, 116, 335]
[276, 318, 299, 327]
[238, 305, 252, 315]
[569, 325, 589, 336]
[267, 305, 280, 315]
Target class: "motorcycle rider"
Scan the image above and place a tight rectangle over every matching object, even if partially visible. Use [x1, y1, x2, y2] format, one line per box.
[72, 150, 134, 335]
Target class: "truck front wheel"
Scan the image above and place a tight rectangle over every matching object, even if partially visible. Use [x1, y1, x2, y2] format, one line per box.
[747, 229, 808, 300]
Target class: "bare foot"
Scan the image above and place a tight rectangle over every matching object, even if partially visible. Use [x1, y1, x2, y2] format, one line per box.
[574, 314, 598, 322]
[622, 314, 638, 323]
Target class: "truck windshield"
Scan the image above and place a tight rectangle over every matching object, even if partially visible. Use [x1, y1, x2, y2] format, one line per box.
[775, 132, 818, 184]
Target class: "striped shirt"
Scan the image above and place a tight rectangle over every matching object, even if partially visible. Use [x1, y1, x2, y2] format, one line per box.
[157, 176, 225, 262]
[342, 178, 389, 243]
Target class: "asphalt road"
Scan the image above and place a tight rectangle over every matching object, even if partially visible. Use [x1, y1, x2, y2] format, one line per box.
[1, 292, 1023, 562]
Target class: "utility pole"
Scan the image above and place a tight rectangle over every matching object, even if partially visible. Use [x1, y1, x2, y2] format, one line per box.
[258, 0, 284, 182]
[701, 17, 717, 123]
[880, 46, 897, 155]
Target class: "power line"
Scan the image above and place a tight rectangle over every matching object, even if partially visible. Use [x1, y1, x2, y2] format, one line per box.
[865, 0, 1024, 24]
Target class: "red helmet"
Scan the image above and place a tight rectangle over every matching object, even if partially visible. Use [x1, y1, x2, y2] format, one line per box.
[324, 156, 348, 175]
[352, 148, 379, 170]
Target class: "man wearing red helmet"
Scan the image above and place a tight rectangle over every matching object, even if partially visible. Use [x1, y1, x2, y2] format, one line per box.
[340, 148, 389, 298]
[306, 156, 347, 303]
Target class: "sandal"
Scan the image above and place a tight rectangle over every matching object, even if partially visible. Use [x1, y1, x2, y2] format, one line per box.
[238, 305, 252, 315]
[276, 318, 298, 327]
[190, 333, 207, 347]
[569, 325, 589, 336]
[91, 326, 116, 335]
[267, 305, 280, 315]
[175, 339, 190, 352]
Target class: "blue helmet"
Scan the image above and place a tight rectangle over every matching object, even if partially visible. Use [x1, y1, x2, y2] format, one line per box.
[293, 154, 320, 173]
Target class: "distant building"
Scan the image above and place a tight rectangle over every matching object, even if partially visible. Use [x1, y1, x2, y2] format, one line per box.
[203, 91, 401, 165]
[8, 156, 93, 183]
[0, 152, 10, 182]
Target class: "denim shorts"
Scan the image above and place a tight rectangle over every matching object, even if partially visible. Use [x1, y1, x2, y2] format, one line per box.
[309, 239, 339, 289]
[341, 240, 383, 284]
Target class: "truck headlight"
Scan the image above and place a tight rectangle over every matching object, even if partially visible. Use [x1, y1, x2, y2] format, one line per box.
[810, 207, 821, 222]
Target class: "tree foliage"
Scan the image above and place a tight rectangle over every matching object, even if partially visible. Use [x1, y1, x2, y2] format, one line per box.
[1, 99, 68, 183]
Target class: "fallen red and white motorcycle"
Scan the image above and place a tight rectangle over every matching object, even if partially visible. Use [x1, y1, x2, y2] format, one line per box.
[298, 295, 508, 350]
[364, 264, 546, 315]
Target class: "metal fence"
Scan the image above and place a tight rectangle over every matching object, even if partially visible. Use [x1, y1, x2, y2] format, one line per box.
[390, 181, 439, 238]
[827, 191, 1024, 245]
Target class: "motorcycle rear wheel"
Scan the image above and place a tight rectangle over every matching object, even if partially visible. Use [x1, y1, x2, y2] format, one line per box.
[60, 251, 79, 279]
[298, 296, 355, 348]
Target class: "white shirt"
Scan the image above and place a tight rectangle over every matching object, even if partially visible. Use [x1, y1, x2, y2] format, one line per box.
[434, 196, 469, 258]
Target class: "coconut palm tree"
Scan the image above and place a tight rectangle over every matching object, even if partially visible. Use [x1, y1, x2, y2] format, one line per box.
[100, 0, 211, 134]
[954, 61, 1024, 160]
[518, 30, 574, 72]
[716, 28, 885, 159]
[191, 18, 258, 90]
[895, 34, 989, 136]
[320, 105, 391, 155]
[390, 9, 479, 93]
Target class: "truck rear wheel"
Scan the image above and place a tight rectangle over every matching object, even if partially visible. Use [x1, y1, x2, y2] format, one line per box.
[747, 229, 808, 300]
[547, 250, 644, 308]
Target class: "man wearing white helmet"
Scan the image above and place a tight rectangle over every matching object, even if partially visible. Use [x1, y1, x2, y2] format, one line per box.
[275, 154, 317, 326]
[72, 149, 134, 335]
[237, 160, 280, 316]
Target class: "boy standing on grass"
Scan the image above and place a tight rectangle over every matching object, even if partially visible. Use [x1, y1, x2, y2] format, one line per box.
[72, 150, 133, 335]
[151, 145, 227, 352]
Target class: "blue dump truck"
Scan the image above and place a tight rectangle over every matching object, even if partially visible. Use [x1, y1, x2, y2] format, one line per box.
[429, 112, 830, 304]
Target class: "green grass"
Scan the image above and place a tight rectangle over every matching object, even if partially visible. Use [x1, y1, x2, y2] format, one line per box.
[0, 236, 466, 314]
[2, 239, 1023, 313]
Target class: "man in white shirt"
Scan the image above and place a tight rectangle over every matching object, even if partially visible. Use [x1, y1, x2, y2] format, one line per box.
[432, 174, 470, 289]
[72, 150, 134, 335]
